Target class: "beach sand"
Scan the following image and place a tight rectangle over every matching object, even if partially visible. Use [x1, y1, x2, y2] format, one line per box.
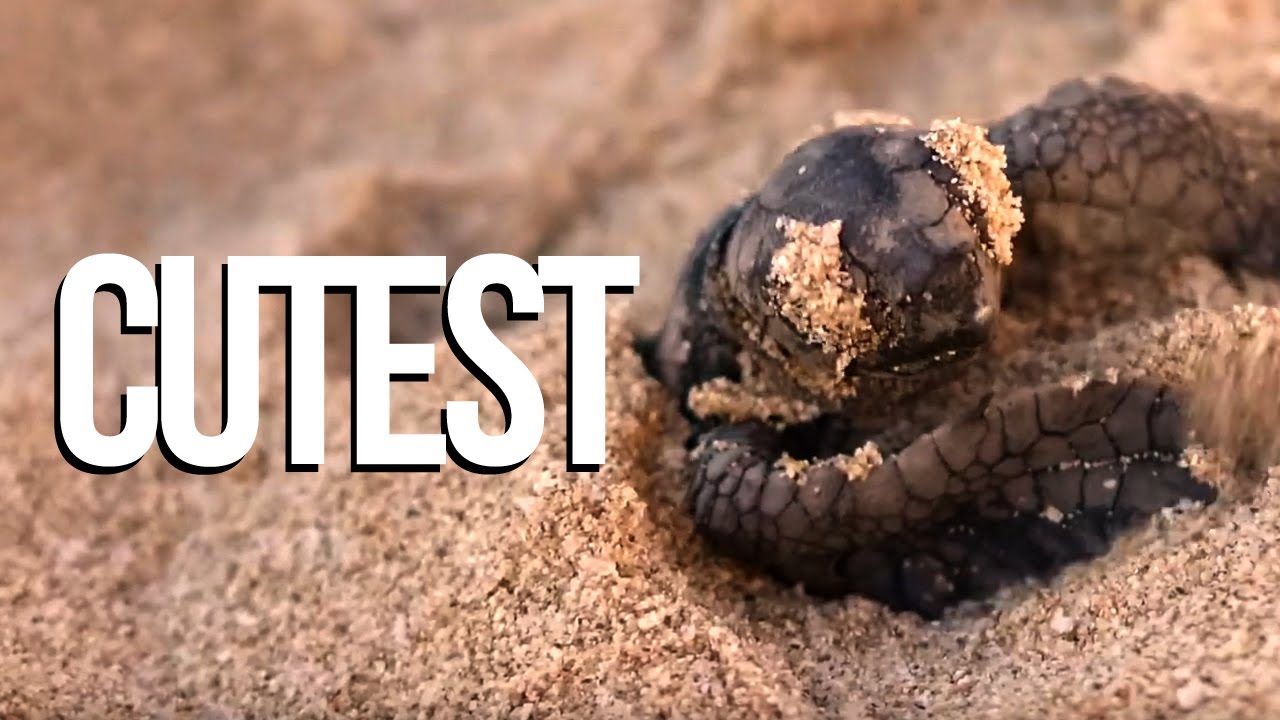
[4, 0, 1280, 716]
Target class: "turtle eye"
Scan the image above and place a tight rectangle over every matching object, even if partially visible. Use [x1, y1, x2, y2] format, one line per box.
[838, 260, 872, 295]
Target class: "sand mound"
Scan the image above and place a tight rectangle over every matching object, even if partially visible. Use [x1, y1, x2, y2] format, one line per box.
[10, 299, 1280, 717]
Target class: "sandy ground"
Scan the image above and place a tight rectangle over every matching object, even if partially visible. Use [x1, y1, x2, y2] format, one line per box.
[4, 0, 1280, 717]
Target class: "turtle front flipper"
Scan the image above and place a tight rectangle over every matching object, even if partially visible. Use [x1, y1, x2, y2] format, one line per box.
[989, 76, 1280, 278]
[687, 375, 1215, 618]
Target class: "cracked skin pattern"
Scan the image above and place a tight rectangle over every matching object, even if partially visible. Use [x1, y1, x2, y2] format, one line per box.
[646, 76, 1280, 618]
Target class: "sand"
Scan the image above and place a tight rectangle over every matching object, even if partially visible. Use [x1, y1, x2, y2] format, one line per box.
[4, 0, 1280, 717]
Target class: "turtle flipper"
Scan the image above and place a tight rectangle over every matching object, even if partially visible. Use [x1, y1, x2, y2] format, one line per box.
[687, 376, 1214, 617]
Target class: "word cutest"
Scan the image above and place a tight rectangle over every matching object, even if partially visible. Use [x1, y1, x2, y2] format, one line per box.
[54, 254, 639, 475]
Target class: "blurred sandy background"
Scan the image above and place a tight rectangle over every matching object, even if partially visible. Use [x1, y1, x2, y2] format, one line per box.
[3, 0, 1280, 717]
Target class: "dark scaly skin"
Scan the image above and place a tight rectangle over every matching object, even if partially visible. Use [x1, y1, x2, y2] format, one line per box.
[648, 76, 1280, 618]
[994, 77, 1280, 276]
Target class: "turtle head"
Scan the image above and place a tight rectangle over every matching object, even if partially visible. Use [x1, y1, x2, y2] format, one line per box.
[718, 123, 1014, 392]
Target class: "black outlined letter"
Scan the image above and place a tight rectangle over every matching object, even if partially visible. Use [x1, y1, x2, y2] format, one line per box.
[539, 256, 639, 471]
[442, 254, 545, 473]
[156, 256, 262, 473]
[55, 253, 158, 473]
[349, 257, 447, 471]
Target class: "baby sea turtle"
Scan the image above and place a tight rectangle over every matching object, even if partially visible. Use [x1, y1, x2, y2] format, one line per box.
[646, 76, 1280, 618]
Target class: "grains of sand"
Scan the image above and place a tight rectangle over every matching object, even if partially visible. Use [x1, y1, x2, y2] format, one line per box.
[922, 118, 1024, 266]
[687, 376, 823, 424]
[818, 441, 885, 482]
[767, 216, 875, 374]
[775, 453, 811, 479]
